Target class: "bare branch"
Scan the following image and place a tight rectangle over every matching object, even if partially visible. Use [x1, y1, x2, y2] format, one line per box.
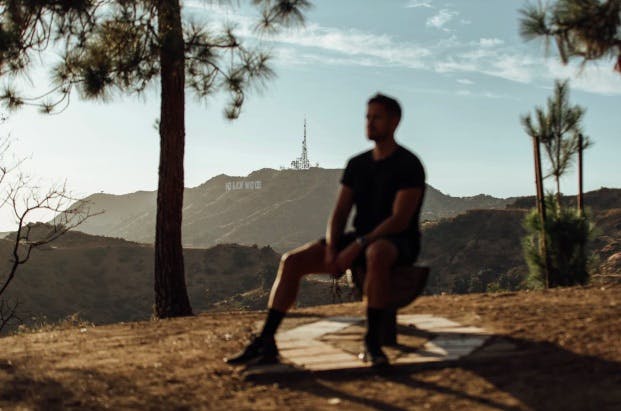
[0, 157, 100, 303]
[0, 298, 21, 332]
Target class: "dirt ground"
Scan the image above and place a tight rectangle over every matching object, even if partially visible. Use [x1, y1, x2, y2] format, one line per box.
[1, 283, 620, 410]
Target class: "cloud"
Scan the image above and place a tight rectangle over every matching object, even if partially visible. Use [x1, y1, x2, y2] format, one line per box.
[183, 2, 431, 69]
[272, 24, 431, 69]
[436, 53, 535, 84]
[407, 86, 517, 100]
[478, 38, 504, 47]
[405, 0, 433, 8]
[275, 47, 394, 68]
[486, 54, 535, 83]
[545, 59, 621, 95]
[436, 41, 621, 94]
[426, 9, 459, 31]
[183, 1, 621, 96]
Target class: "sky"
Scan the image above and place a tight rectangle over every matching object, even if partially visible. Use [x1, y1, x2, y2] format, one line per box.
[1, 0, 620, 230]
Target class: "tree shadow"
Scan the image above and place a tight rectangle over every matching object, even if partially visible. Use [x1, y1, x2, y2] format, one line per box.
[266, 335, 621, 411]
[0, 373, 77, 411]
[0, 364, 191, 410]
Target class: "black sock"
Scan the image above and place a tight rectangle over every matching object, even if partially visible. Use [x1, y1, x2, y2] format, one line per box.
[260, 308, 286, 339]
[365, 307, 385, 349]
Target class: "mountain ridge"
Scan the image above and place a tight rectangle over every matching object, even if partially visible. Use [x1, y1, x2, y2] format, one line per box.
[67, 167, 516, 252]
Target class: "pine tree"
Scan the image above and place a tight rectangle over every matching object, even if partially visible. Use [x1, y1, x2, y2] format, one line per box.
[521, 80, 589, 210]
[519, 0, 621, 72]
[0, 0, 311, 318]
[521, 80, 593, 288]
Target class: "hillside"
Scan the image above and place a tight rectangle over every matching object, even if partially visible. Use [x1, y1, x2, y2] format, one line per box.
[0, 237, 349, 334]
[66, 167, 512, 252]
[420, 188, 621, 294]
[4, 187, 619, 332]
[507, 186, 621, 210]
[0, 284, 619, 410]
[420, 209, 528, 294]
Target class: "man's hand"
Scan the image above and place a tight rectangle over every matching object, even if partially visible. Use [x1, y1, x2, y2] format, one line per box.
[324, 244, 339, 273]
[335, 242, 363, 273]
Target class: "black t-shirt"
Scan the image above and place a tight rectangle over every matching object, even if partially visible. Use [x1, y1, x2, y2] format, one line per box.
[340, 145, 426, 241]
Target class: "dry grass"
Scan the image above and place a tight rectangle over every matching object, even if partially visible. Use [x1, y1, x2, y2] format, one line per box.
[1, 283, 619, 410]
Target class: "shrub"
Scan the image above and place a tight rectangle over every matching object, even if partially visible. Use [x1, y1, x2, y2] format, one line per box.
[523, 197, 593, 288]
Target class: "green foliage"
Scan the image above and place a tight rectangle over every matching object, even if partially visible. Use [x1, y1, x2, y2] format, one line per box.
[521, 80, 590, 198]
[487, 268, 527, 293]
[468, 268, 493, 293]
[451, 267, 526, 294]
[519, 0, 621, 72]
[0, 0, 312, 116]
[522, 197, 593, 288]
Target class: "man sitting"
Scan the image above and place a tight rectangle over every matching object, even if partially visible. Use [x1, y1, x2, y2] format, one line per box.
[226, 93, 426, 366]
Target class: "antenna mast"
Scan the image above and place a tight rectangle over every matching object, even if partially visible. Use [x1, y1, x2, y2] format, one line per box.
[288, 117, 316, 170]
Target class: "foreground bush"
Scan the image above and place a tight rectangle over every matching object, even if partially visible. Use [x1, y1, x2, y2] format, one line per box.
[523, 198, 593, 288]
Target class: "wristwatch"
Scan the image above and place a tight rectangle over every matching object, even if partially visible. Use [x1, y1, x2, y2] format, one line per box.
[355, 235, 368, 248]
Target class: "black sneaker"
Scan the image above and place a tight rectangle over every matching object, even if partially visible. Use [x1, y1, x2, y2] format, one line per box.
[224, 335, 279, 366]
[358, 342, 389, 367]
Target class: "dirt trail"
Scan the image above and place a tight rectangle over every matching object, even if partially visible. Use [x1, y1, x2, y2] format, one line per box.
[1, 284, 620, 410]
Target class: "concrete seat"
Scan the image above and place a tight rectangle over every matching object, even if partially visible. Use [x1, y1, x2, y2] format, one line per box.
[348, 264, 430, 345]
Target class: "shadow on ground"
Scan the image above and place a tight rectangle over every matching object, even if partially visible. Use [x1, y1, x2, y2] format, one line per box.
[268, 335, 621, 411]
[0, 365, 191, 411]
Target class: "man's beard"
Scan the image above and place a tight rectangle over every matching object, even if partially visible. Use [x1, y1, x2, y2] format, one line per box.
[368, 131, 387, 141]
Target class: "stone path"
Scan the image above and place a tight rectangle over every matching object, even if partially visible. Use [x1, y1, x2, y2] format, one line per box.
[244, 315, 497, 378]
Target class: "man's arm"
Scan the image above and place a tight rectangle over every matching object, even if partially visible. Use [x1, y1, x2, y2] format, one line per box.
[334, 187, 423, 272]
[326, 185, 354, 249]
[364, 187, 424, 243]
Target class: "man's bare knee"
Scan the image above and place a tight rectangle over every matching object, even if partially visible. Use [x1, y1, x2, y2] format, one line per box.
[365, 240, 397, 269]
[280, 251, 300, 275]
[279, 244, 323, 278]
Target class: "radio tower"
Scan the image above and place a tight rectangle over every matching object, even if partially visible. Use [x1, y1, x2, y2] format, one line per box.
[290, 118, 312, 170]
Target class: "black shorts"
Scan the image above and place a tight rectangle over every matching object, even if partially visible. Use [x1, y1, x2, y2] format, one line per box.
[320, 231, 420, 270]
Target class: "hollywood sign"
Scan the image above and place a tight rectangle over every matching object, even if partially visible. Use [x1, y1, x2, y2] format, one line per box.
[225, 180, 262, 191]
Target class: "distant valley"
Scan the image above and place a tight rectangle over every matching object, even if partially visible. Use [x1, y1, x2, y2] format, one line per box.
[2, 185, 617, 333]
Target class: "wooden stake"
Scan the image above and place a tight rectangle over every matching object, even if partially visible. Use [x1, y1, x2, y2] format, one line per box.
[533, 136, 550, 288]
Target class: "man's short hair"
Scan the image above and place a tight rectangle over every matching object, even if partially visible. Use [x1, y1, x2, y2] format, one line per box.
[367, 93, 402, 120]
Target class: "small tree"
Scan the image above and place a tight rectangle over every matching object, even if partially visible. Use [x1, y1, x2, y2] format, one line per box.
[521, 80, 589, 210]
[521, 98, 552, 286]
[520, 0, 621, 72]
[521, 80, 592, 288]
[0, 1, 311, 318]
[0, 134, 94, 332]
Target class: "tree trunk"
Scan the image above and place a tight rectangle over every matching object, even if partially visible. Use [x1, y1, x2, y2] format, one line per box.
[533, 136, 550, 289]
[154, 0, 192, 318]
[577, 133, 584, 215]
[555, 175, 562, 211]
[533, 139, 543, 217]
